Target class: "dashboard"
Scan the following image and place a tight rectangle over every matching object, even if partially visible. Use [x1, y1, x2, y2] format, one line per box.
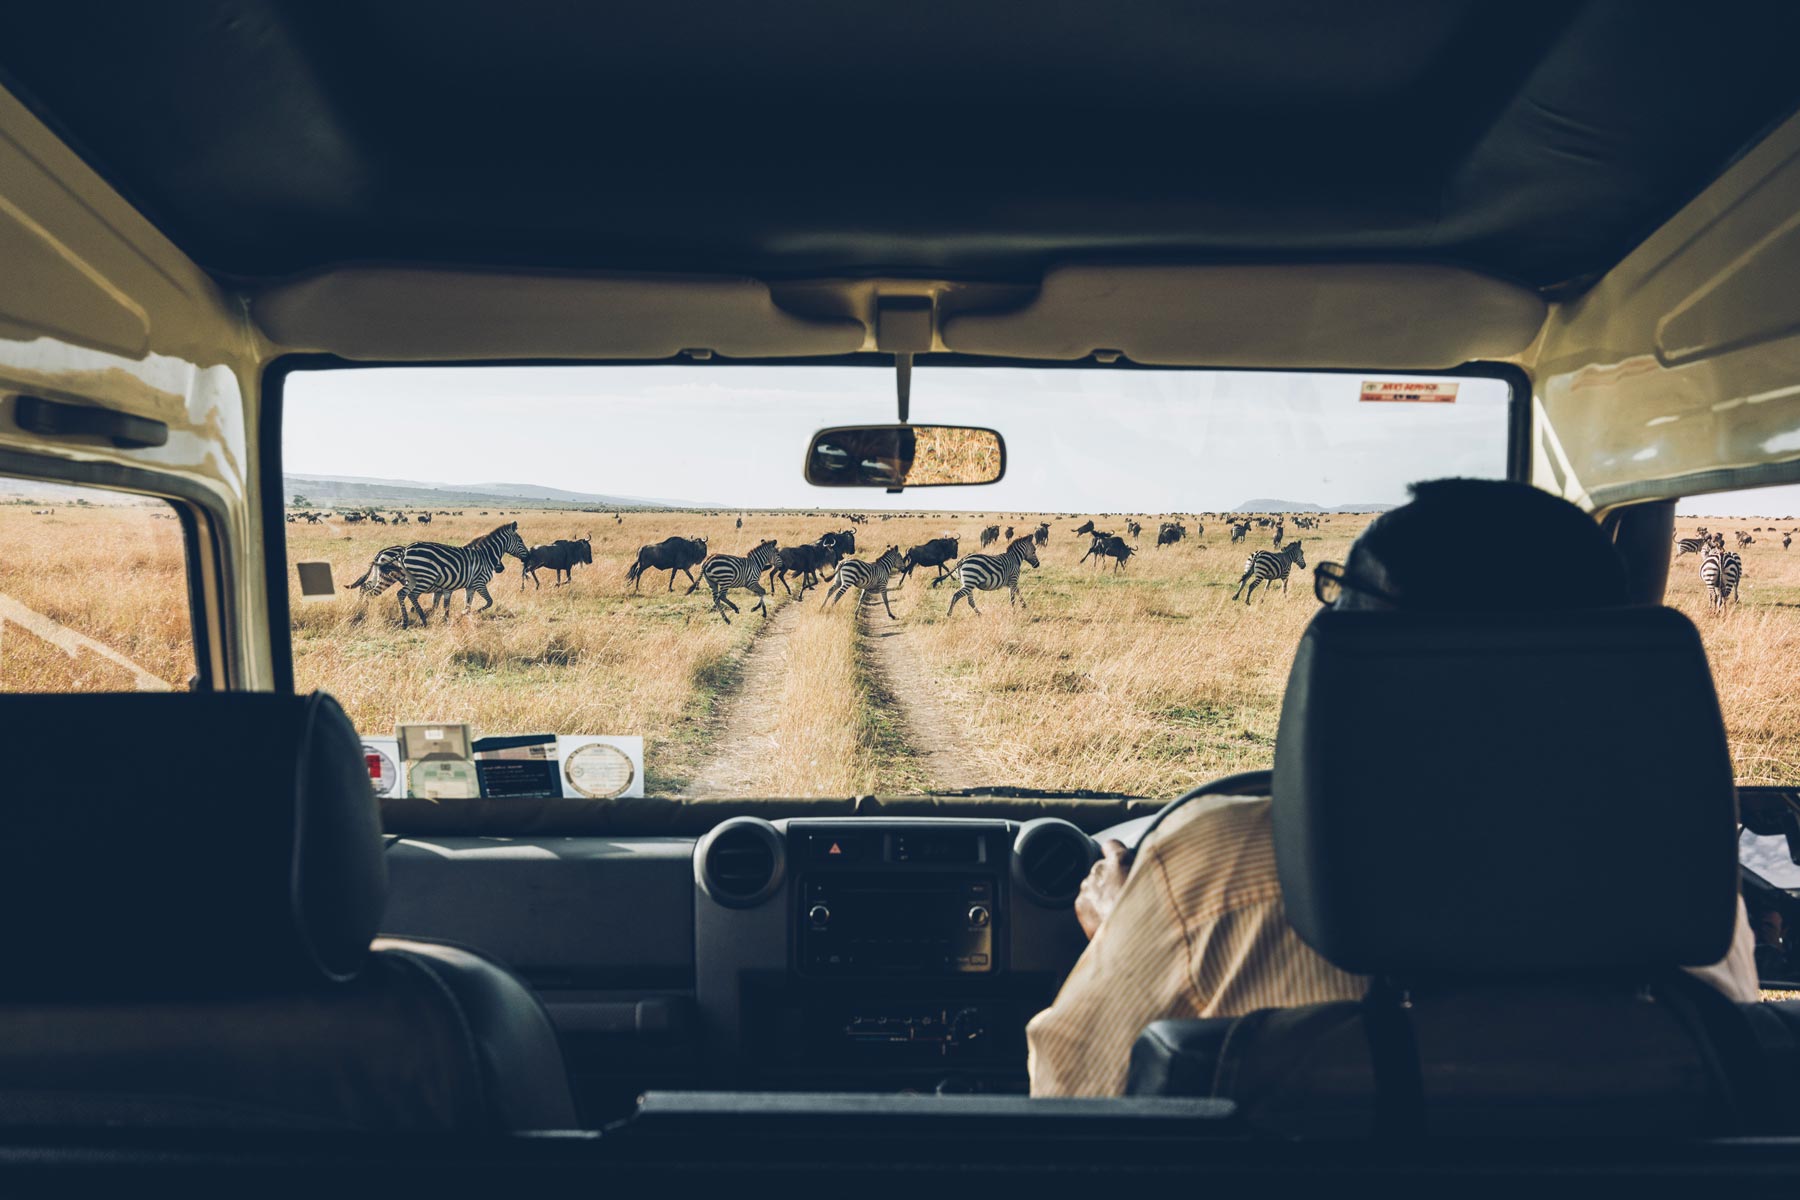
[380, 815, 1107, 1116]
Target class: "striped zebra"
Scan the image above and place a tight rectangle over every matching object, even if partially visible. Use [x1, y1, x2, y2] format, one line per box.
[947, 535, 1040, 615]
[1701, 548, 1743, 610]
[351, 522, 530, 628]
[826, 546, 905, 619]
[1675, 534, 1712, 557]
[688, 538, 779, 624]
[1233, 540, 1307, 604]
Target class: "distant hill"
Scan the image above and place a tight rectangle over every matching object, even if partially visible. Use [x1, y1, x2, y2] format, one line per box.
[1234, 498, 1398, 514]
[284, 473, 708, 510]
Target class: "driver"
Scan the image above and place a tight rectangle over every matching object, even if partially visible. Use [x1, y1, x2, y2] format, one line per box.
[1027, 478, 1759, 1097]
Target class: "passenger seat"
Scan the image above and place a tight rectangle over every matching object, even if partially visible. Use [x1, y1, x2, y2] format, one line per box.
[0, 691, 578, 1131]
[1127, 607, 1800, 1136]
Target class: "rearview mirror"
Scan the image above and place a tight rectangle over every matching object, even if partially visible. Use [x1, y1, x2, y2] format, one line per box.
[804, 424, 1005, 489]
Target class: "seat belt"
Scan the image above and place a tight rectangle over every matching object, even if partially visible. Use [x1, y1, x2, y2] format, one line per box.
[1361, 978, 1426, 1139]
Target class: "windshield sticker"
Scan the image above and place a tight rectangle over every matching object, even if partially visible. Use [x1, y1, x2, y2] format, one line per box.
[1360, 380, 1459, 403]
[561, 736, 643, 799]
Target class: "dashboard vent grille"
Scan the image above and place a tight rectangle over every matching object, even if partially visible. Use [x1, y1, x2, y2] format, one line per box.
[704, 821, 780, 904]
[1015, 823, 1092, 904]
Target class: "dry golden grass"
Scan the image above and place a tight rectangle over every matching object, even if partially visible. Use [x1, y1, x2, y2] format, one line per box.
[0, 503, 193, 691]
[4, 502, 1799, 797]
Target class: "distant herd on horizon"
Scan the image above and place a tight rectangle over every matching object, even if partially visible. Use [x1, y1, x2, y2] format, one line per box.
[295, 507, 1797, 628]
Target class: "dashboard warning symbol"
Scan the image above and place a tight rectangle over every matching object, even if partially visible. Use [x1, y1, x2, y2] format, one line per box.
[828, 842, 843, 855]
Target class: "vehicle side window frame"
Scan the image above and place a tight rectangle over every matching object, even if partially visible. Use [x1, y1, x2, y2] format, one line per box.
[0, 445, 220, 691]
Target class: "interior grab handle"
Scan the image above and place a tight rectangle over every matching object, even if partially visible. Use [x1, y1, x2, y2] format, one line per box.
[14, 393, 169, 449]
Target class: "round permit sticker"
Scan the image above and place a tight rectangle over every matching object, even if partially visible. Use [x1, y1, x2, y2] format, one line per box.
[564, 742, 635, 799]
[362, 746, 399, 797]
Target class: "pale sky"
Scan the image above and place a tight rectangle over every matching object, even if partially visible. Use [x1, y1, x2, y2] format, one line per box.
[285, 365, 1520, 512]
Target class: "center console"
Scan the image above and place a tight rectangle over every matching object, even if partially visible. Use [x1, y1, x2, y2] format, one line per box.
[694, 816, 1098, 1090]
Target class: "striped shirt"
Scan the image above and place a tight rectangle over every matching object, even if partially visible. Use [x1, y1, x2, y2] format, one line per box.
[1026, 792, 1759, 1097]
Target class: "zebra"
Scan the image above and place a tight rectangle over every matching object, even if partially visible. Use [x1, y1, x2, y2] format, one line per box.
[688, 538, 779, 624]
[1701, 548, 1743, 610]
[1675, 535, 1711, 557]
[947, 536, 1041, 615]
[1233, 540, 1308, 604]
[351, 522, 530, 628]
[826, 546, 905, 619]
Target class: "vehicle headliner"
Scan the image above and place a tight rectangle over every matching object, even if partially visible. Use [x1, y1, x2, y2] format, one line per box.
[3, 0, 1800, 293]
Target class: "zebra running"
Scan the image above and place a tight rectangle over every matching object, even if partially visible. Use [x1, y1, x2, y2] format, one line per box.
[688, 538, 779, 624]
[349, 522, 530, 628]
[1233, 540, 1308, 604]
[825, 546, 905, 619]
[947, 535, 1040, 616]
[1700, 547, 1743, 610]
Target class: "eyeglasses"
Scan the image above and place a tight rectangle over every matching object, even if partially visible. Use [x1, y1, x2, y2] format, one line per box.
[1313, 560, 1401, 607]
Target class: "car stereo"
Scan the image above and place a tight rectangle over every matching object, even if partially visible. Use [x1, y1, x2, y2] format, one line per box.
[792, 826, 1001, 976]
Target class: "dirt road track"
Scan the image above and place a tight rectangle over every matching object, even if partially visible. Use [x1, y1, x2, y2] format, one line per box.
[680, 599, 802, 796]
[859, 604, 983, 791]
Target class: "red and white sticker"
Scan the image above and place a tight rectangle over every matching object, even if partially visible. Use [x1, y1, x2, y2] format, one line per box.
[1360, 381, 1459, 403]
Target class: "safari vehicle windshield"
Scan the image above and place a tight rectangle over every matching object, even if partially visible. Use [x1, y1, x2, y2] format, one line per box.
[279, 363, 1520, 802]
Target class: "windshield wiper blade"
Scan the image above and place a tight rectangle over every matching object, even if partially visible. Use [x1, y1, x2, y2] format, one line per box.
[918, 785, 1145, 801]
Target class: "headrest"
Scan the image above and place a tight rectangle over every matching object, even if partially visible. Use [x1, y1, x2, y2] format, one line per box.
[0, 692, 386, 999]
[1272, 608, 1737, 978]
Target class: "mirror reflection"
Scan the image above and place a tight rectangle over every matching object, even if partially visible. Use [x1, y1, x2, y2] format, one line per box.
[805, 424, 1005, 488]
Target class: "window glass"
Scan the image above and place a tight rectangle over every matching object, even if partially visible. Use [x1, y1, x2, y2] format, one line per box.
[282, 365, 1512, 800]
[1669, 484, 1800, 785]
[0, 480, 194, 692]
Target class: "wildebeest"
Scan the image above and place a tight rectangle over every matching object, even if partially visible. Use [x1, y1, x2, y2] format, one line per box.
[821, 528, 857, 556]
[1034, 523, 1050, 547]
[521, 537, 593, 588]
[418, 513, 432, 524]
[980, 524, 1001, 548]
[901, 536, 961, 585]
[626, 535, 709, 592]
[1081, 533, 1134, 572]
[1125, 519, 1142, 538]
[1074, 519, 1098, 537]
[1157, 522, 1187, 547]
[770, 539, 844, 598]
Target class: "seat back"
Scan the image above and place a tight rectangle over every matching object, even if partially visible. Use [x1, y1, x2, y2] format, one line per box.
[0, 692, 577, 1130]
[1130, 608, 1772, 1136]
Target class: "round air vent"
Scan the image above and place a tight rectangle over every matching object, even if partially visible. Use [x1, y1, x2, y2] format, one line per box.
[1012, 818, 1101, 907]
[696, 816, 786, 908]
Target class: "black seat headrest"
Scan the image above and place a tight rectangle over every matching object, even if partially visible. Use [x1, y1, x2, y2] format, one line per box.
[1272, 607, 1737, 978]
[0, 692, 386, 999]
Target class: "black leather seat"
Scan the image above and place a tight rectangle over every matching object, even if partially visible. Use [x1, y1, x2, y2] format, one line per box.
[1126, 607, 1800, 1136]
[0, 691, 578, 1131]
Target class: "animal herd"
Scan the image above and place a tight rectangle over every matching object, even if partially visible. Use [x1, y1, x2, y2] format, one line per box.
[334, 510, 1790, 633]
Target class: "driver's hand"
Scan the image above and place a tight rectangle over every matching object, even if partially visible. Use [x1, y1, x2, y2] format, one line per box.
[1075, 839, 1130, 940]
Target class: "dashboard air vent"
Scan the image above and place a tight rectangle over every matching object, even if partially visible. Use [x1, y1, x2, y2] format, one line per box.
[1012, 819, 1100, 907]
[697, 817, 785, 907]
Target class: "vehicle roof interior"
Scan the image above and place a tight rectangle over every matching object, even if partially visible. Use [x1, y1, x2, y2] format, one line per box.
[5, 0, 1799, 294]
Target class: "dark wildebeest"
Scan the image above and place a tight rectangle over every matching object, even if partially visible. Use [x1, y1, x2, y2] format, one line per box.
[736, 516, 743, 529]
[770, 539, 844, 598]
[417, 512, 432, 524]
[1005, 525, 1015, 541]
[820, 528, 856, 556]
[1126, 519, 1142, 538]
[1073, 519, 1098, 537]
[1157, 522, 1187, 548]
[626, 535, 708, 592]
[1081, 533, 1134, 572]
[980, 524, 1001, 548]
[901, 536, 961, 586]
[1034, 523, 1050, 547]
[522, 537, 593, 588]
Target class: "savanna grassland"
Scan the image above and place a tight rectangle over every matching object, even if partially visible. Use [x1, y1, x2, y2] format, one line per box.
[3, 501, 1798, 795]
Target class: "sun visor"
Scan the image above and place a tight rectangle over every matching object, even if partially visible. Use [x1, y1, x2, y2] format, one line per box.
[253, 268, 869, 361]
[940, 264, 1546, 368]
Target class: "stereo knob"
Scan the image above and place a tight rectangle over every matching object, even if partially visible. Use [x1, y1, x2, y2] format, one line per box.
[808, 904, 831, 929]
[950, 1008, 983, 1043]
[967, 904, 991, 929]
